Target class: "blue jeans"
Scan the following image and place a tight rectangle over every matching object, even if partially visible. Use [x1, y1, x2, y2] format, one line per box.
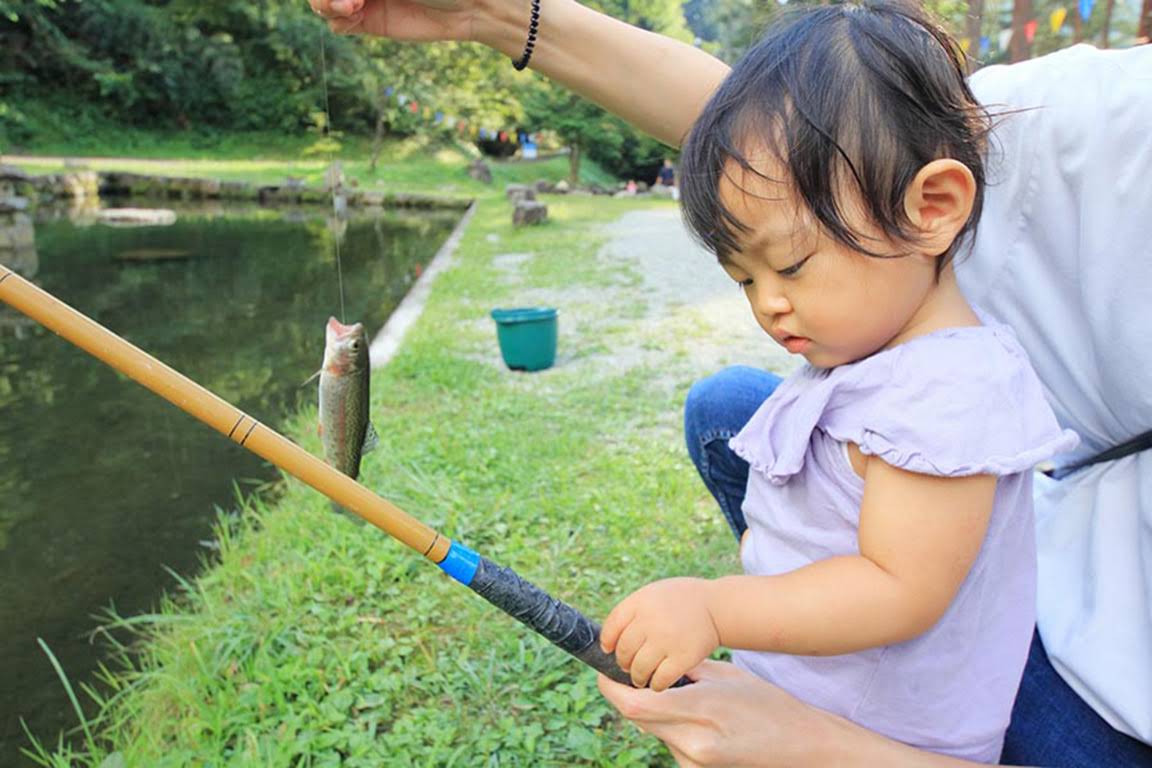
[682, 366, 1152, 767]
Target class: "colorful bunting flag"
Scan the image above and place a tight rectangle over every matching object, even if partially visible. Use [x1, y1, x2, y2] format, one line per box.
[1024, 18, 1038, 42]
[960, 37, 971, 52]
[979, 35, 990, 55]
[1050, 7, 1068, 32]
[1079, 0, 1094, 20]
[998, 28, 1013, 50]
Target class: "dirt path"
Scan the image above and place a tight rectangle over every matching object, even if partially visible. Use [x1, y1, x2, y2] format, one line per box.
[477, 206, 800, 440]
[377, 205, 799, 429]
[598, 207, 796, 380]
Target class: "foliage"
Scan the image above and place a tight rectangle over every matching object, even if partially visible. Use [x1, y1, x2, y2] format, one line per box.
[518, 0, 693, 181]
[0, 0, 526, 150]
[691, 0, 1144, 66]
[7, 132, 619, 196]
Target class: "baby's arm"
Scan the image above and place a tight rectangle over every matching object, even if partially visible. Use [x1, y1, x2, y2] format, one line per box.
[602, 450, 997, 690]
[713, 451, 997, 654]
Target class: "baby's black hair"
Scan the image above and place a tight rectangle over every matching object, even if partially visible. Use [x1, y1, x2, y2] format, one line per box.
[680, 0, 990, 272]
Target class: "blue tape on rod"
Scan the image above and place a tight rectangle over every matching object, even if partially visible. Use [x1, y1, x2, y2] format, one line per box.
[437, 541, 481, 585]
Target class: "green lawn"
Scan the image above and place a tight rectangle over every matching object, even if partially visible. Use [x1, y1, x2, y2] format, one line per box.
[22, 158, 735, 766]
[5, 130, 619, 197]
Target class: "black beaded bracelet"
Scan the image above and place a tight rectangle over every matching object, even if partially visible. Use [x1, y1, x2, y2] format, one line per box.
[512, 0, 541, 71]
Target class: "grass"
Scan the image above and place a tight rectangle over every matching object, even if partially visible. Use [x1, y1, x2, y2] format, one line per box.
[3, 124, 619, 196]
[22, 167, 734, 765]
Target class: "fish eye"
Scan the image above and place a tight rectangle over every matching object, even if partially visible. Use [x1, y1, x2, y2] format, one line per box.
[350, 340, 361, 350]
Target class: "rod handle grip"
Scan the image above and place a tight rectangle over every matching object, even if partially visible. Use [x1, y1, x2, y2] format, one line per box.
[467, 556, 690, 688]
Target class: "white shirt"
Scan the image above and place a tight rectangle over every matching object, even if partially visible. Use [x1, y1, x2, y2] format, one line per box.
[961, 44, 1152, 743]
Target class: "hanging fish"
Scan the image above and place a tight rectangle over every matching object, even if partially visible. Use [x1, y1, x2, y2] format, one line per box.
[317, 318, 378, 512]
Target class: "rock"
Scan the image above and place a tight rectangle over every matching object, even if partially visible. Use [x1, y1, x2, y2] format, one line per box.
[513, 200, 548, 227]
[0, 196, 29, 213]
[55, 171, 100, 200]
[98, 172, 145, 196]
[257, 186, 302, 204]
[468, 159, 493, 184]
[553, 180, 570, 194]
[192, 178, 221, 199]
[359, 191, 386, 207]
[0, 165, 31, 183]
[505, 184, 536, 203]
[534, 179, 555, 193]
[219, 181, 255, 200]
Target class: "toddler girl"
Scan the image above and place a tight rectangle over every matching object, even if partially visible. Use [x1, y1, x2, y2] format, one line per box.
[599, 2, 1077, 761]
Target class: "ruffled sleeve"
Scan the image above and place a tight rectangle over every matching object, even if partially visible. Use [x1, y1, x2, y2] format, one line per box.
[730, 324, 1079, 483]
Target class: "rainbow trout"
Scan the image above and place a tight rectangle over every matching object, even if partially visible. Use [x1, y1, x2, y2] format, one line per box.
[318, 318, 378, 498]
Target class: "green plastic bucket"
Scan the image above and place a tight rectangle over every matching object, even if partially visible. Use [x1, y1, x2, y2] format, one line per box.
[491, 307, 558, 371]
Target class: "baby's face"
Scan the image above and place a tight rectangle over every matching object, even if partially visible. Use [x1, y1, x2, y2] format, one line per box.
[716, 158, 940, 368]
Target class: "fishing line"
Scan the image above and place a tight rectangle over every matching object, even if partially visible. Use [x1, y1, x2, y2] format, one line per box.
[319, 32, 347, 324]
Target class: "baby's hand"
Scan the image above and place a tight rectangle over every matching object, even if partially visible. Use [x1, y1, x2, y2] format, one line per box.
[600, 577, 722, 691]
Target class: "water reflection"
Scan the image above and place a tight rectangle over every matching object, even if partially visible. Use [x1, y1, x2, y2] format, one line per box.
[0, 202, 459, 764]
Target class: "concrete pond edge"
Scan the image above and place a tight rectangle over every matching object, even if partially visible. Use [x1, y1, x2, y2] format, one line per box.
[369, 201, 478, 369]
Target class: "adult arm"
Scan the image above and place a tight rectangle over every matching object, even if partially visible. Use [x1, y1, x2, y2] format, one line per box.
[309, 0, 731, 146]
[598, 662, 1032, 768]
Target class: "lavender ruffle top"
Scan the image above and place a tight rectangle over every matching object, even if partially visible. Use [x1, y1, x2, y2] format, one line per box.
[729, 321, 1078, 763]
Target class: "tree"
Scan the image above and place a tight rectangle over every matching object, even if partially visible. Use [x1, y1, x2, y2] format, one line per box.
[1099, 0, 1115, 45]
[1008, 0, 1032, 61]
[521, 83, 622, 183]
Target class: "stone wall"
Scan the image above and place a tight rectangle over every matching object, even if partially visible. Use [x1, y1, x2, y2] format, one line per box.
[0, 166, 38, 276]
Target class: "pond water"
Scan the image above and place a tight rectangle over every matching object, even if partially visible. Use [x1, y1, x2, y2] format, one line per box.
[0, 202, 460, 764]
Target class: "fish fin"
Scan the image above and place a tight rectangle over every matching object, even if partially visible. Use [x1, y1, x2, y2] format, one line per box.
[300, 369, 322, 388]
[362, 422, 380, 455]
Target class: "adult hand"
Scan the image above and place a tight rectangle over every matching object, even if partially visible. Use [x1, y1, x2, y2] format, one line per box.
[308, 0, 476, 43]
[598, 661, 832, 767]
[600, 578, 721, 691]
[599, 661, 987, 768]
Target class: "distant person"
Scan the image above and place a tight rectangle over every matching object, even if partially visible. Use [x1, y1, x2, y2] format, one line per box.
[654, 158, 678, 200]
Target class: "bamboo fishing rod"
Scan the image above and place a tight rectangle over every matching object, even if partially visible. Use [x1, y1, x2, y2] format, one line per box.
[0, 262, 639, 687]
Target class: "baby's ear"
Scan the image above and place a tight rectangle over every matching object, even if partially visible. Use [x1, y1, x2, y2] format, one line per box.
[903, 159, 976, 256]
